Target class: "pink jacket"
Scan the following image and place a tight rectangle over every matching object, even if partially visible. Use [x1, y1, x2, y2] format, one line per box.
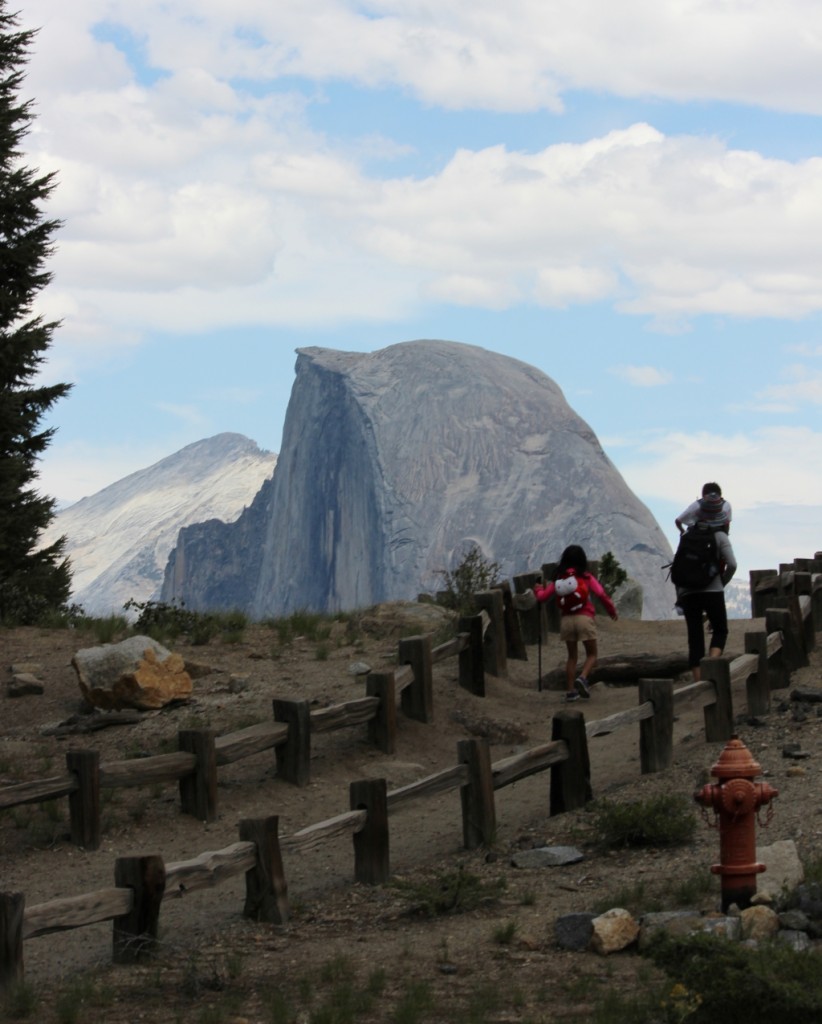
[533, 572, 618, 620]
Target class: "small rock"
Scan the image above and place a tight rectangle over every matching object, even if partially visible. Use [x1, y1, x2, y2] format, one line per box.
[740, 905, 779, 941]
[638, 911, 702, 951]
[510, 846, 584, 868]
[790, 687, 822, 703]
[590, 908, 640, 955]
[555, 913, 595, 951]
[10, 662, 43, 676]
[348, 661, 372, 676]
[8, 674, 44, 697]
[787, 765, 807, 777]
[778, 909, 810, 932]
[782, 744, 811, 759]
[757, 839, 804, 902]
[796, 882, 822, 919]
[184, 659, 215, 679]
[698, 915, 742, 940]
[777, 929, 812, 952]
[228, 675, 249, 693]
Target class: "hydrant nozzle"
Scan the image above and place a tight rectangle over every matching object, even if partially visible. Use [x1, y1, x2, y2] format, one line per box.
[693, 735, 778, 911]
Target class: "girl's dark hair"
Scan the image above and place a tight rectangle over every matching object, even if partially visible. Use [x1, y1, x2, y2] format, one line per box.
[555, 545, 588, 579]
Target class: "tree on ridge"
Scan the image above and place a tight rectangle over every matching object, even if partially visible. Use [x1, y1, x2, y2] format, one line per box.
[0, 1, 72, 624]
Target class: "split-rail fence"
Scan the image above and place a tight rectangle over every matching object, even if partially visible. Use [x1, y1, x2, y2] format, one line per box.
[0, 553, 820, 986]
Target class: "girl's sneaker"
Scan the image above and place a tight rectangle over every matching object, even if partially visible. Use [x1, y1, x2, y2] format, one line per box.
[574, 676, 591, 698]
[564, 691, 580, 702]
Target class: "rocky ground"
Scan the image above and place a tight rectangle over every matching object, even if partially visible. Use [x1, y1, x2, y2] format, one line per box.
[2, 604, 822, 1023]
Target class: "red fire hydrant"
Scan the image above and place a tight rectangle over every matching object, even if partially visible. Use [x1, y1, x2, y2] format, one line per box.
[694, 735, 779, 911]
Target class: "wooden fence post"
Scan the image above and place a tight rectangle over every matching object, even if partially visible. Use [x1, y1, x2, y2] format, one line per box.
[366, 673, 397, 754]
[513, 571, 542, 645]
[749, 569, 777, 618]
[701, 658, 733, 742]
[493, 580, 527, 661]
[113, 855, 166, 964]
[273, 699, 311, 786]
[398, 635, 433, 723]
[764, 608, 792, 690]
[811, 572, 822, 633]
[550, 711, 592, 815]
[638, 679, 673, 773]
[472, 589, 507, 678]
[458, 614, 485, 696]
[744, 631, 771, 715]
[239, 817, 289, 924]
[793, 572, 815, 653]
[779, 599, 808, 670]
[350, 779, 389, 884]
[178, 729, 217, 822]
[0, 892, 24, 990]
[67, 749, 101, 851]
[458, 738, 496, 850]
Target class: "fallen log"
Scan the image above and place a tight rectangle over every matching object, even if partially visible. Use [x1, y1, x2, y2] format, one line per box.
[41, 710, 145, 736]
[538, 652, 691, 689]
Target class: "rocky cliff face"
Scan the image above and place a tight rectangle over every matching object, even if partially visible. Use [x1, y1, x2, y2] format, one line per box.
[162, 342, 675, 619]
[41, 434, 277, 616]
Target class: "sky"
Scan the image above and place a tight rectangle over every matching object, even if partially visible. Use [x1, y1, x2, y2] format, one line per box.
[17, 0, 822, 588]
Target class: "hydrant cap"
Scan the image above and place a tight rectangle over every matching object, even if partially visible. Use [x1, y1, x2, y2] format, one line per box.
[711, 735, 762, 780]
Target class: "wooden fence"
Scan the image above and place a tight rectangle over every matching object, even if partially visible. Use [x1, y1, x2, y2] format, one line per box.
[0, 554, 820, 986]
[0, 585, 521, 850]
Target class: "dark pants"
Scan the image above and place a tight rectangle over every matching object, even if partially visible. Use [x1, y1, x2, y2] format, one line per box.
[680, 590, 728, 669]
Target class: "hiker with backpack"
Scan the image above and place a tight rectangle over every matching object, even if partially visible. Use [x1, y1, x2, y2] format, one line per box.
[532, 545, 618, 702]
[669, 509, 737, 682]
[675, 482, 732, 535]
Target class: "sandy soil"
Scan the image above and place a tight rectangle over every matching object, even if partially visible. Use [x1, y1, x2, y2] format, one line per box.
[1, 607, 820, 1022]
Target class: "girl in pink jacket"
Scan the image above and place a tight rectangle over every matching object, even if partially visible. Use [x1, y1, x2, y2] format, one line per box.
[533, 545, 618, 702]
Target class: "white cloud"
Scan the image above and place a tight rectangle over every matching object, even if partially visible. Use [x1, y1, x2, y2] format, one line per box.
[610, 365, 673, 387]
[757, 364, 822, 406]
[21, 1, 822, 115]
[33, 118, 822, 354]
[15, 2, 822, 363]
[616, 425, 822, 511]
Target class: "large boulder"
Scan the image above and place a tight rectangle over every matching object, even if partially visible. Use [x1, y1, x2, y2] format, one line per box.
[72, 636, 193, 710]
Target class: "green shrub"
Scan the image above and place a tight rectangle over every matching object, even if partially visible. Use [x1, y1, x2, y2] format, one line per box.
[123, 599, 246, 646]
[646, 932, 822, 1023]
[392, 865, 506, 917]
[436, 544, 502, 615]
[597, 551, 628, 596]
[589, 793, 696, 849]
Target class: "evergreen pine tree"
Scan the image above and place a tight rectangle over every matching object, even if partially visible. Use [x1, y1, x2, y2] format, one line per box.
[0, 3, 72, 624]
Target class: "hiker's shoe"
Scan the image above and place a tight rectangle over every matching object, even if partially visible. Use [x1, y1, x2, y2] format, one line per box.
[564, 691, 580, 702]
[574, 676, 591, 698]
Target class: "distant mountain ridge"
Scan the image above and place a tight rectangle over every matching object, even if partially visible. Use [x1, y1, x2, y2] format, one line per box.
[39, 433, 277, 616]
[162, 341, 677, 619]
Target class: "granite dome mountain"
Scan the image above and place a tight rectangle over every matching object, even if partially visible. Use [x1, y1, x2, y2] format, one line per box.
[162, 341, 675, 619]
[40, 434, 277, 616]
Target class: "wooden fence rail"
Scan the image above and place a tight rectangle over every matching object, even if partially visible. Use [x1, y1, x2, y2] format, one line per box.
[0, 552, 819, 986]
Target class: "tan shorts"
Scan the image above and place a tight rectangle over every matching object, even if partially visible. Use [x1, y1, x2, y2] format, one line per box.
[560, 614, 598, 643]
